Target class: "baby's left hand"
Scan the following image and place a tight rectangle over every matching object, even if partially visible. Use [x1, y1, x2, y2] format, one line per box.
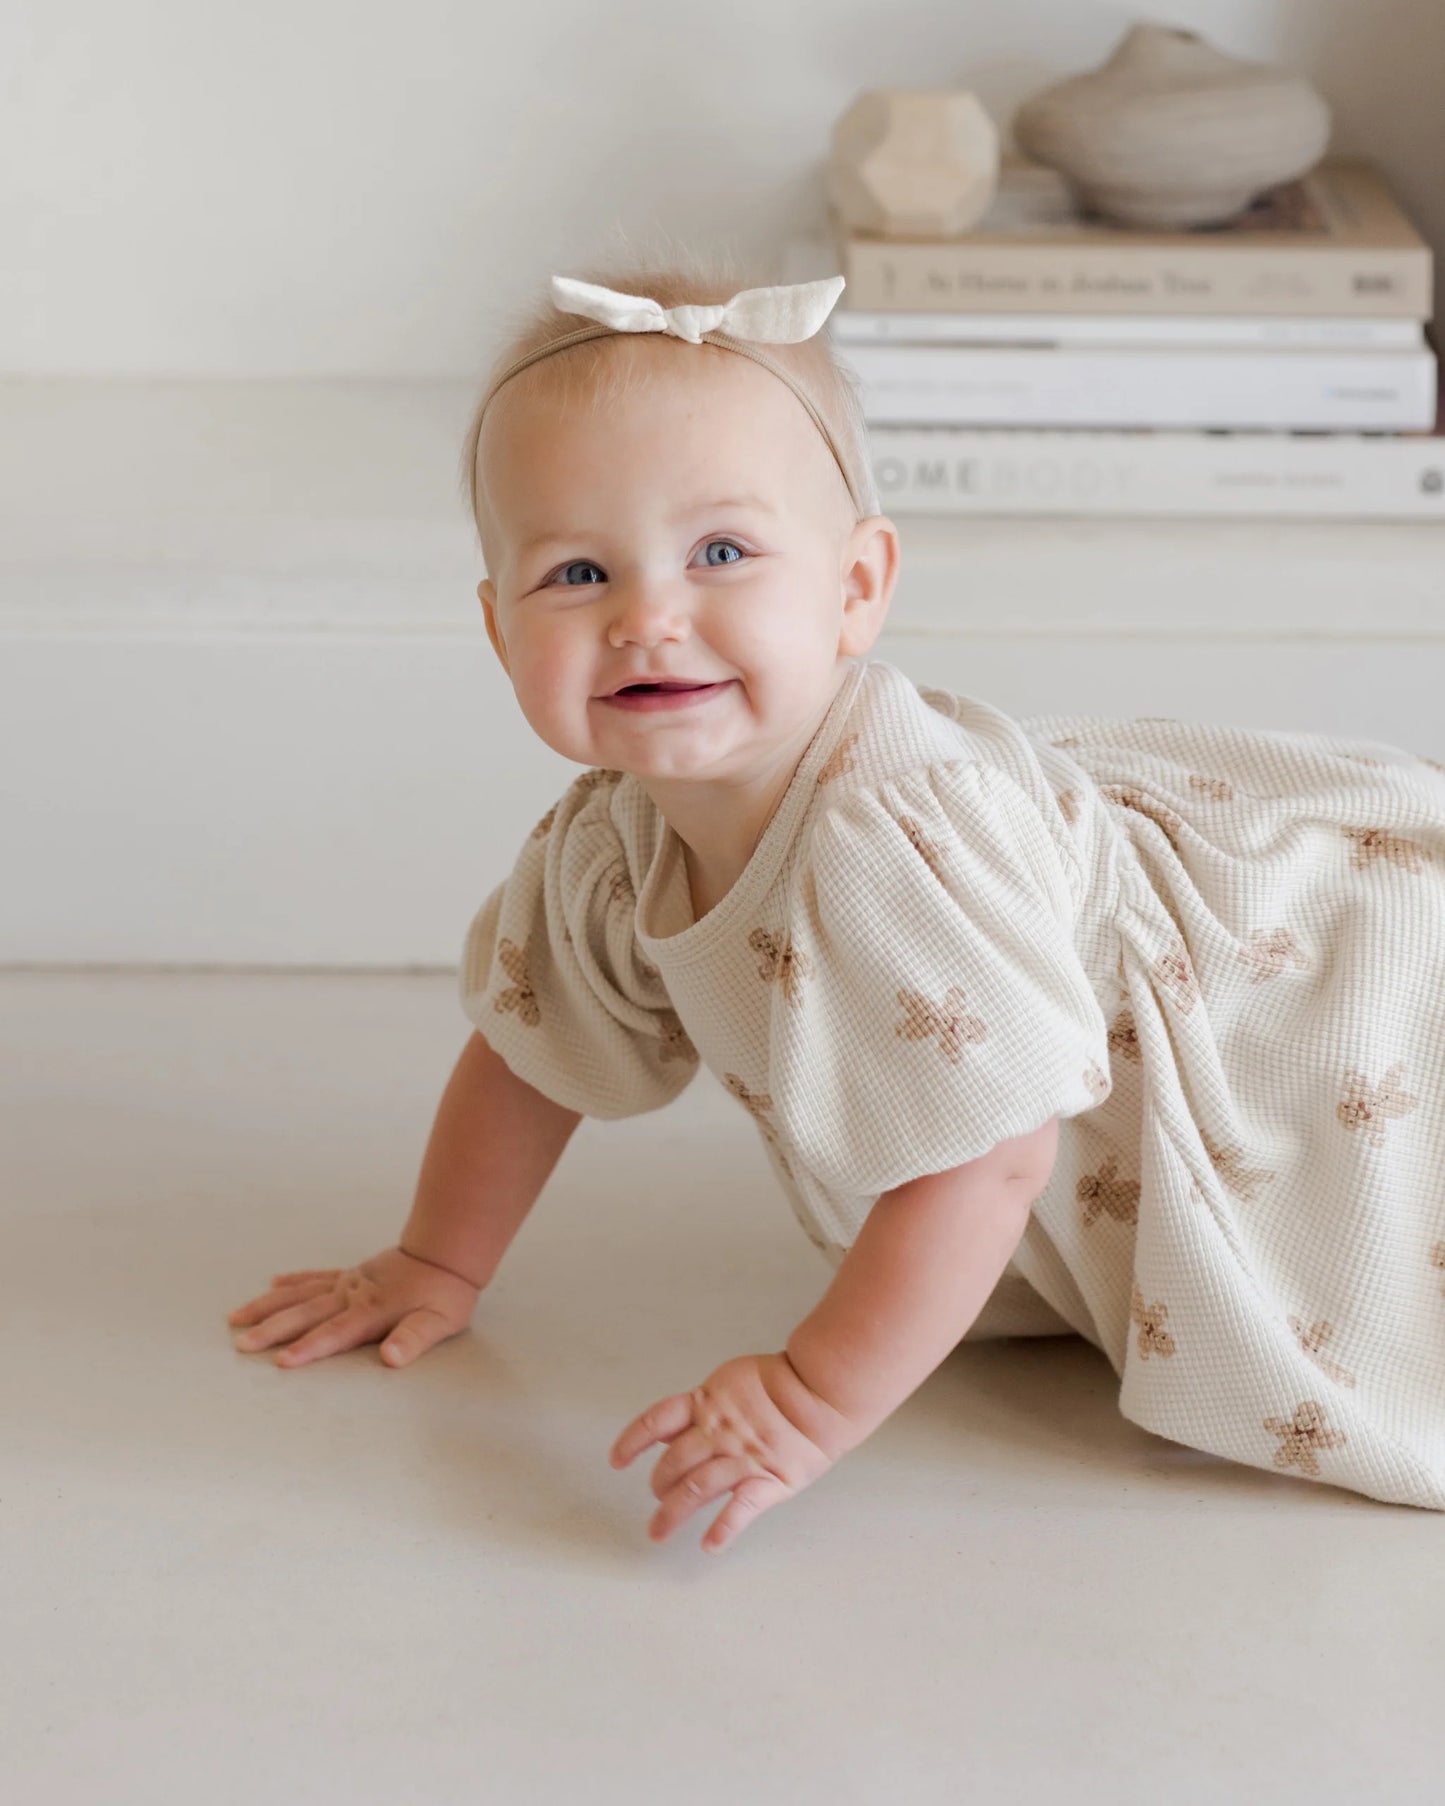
[609, 1351, 847, 1555]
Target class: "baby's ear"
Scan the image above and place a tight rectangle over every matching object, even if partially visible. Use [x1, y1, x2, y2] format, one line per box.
[838, 516, 900, 658]
[477, 578, 510, 673]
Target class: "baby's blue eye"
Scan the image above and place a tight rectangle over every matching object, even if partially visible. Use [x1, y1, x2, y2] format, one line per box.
[554, 560, 606, 586]
[550, 540, 747, 585]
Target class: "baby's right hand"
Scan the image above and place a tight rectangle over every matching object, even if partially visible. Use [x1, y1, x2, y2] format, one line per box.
[226, 1244, 480, 1369]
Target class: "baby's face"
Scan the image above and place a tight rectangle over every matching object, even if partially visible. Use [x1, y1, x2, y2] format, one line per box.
[474, 342, 893, 785]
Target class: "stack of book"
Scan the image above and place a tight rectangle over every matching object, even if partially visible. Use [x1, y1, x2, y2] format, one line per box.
[786, 159, 1442, 521]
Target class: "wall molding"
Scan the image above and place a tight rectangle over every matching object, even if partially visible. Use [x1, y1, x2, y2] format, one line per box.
[4, 377, 1444, 966]
[4, 378, 1444, 645]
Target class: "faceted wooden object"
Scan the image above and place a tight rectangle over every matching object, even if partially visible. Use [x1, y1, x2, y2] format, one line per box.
[828, 88, 1000, 238]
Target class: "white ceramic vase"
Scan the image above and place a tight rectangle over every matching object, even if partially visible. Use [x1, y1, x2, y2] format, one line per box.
[1013, 25, 1332, 229]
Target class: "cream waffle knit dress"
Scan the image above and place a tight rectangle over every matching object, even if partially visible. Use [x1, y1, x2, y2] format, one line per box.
[459, 658, 1445, 1510]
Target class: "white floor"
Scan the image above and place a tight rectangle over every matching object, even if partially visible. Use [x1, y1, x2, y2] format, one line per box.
[4, 969, 1441, 1804]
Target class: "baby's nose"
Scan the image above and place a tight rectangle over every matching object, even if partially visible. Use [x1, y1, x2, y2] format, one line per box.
[606, 584, 690, 647]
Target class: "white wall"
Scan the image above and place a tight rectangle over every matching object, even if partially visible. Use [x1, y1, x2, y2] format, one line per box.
[3, 372, 1442, 966]
[5, 0, 1441, 382]
[4, 1, 1443, 968]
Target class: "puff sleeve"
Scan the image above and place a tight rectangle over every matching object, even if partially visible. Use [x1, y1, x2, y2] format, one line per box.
[457, 771, 698, 1117]
[769, 759, 1112, 1195]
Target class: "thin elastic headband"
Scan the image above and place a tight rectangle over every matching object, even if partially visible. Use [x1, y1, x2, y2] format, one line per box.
[472, 274, 869, 519]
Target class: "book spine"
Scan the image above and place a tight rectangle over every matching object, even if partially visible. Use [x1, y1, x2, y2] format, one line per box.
[829, 311, 1425, 350]
[839, 240, 1433, 320]
[867, 425, 1445, 521]
[837, 343, 1439, 432]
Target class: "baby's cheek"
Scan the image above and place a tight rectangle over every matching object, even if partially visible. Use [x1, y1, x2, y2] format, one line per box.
[508, 630, 597, 762]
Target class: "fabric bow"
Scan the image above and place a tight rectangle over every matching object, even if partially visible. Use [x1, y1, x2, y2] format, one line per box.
[549, 273, 846, 345]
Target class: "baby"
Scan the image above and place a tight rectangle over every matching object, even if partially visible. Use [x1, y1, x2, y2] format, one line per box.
[230, 252, 1445, 1542]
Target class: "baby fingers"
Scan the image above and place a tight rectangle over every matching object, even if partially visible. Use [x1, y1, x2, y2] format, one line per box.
[233, 1294, 373, 1365]
[609, 1392, 694, 1469]
[228, 1275, 335, 1331]
[269, 1308, 376, 1367]
[650, 1461, 780, 1553]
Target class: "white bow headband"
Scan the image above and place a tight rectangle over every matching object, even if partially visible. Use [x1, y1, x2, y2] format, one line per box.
[548, 273, 846, 345]
[474, 273, 866, 517]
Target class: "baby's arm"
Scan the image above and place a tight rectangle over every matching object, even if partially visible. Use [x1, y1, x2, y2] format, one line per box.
[609, 1117, 1058, 1552]
[398, 1029, 582, 1290]
[783, 1116, 1058, 1452]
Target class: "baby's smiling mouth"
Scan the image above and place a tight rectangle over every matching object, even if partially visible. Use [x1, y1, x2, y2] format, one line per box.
[599, 678, 735, 713]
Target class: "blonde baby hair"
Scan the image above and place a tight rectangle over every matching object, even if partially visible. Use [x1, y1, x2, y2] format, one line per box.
[458, 234, 880, 563]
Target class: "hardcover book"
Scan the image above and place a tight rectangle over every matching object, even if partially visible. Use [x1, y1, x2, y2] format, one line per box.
[866, 408, 1445, 523]
[830, 160, 1433, 320]
[835, 338, 1439, 431]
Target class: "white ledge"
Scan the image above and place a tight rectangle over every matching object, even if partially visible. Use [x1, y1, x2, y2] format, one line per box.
[3, 376, 1443, 639]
